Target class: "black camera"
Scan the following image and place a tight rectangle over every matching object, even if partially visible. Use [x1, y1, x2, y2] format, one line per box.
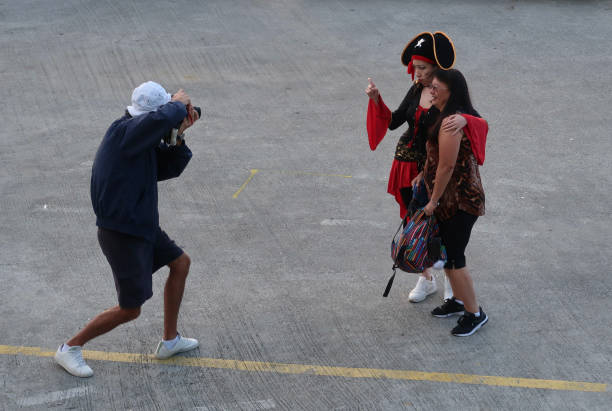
[162, 106, 202, 145]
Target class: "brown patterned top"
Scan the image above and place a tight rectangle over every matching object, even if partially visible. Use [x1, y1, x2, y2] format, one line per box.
[423, 132, 485, 221]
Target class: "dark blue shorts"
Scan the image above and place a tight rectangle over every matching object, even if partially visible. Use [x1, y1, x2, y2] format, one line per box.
[97, 227, 184, 308]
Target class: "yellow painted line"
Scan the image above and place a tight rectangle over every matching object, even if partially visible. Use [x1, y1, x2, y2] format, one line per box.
[232, 168, 352, 199]
[1, 345, 606, 392]
[277, 170, 352, 179]
[232, 169, 259, 198]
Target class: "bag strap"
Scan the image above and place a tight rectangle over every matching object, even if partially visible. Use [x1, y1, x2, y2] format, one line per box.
[392, 218, 405, 241]
[383, 265, 398, 297]
[424, 213, 438, 234]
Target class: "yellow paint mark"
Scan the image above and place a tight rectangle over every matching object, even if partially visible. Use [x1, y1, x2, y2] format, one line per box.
[232, 168, 352, 199]
[1, 345, 606, 392]
[232, 169, 352, 199]
[279, 170, 352, 179]
[232, 169, 259, 198]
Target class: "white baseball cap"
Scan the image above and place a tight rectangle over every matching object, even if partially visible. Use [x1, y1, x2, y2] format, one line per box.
[127, 81, 171, 117]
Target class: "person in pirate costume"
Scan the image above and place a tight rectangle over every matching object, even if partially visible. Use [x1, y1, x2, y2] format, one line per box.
[365, 32, 487, 304]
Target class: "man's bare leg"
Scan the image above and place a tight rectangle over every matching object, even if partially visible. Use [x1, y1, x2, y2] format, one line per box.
[163, 253, 191, 340]
[66, 306, 141, 347]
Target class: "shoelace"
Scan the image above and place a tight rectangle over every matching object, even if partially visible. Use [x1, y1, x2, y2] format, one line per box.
[457, 313, 477, 326]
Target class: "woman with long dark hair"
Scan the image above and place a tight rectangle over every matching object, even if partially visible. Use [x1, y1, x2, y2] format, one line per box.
[422, 68, 488, 336]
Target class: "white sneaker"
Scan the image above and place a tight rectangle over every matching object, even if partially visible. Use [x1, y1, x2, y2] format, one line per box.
[54, 345, 93, 378]
[443, 274, 454, 301]
[408, 276, 437, 303]
[154, 334, 199, 359]
[433, 260, 445, 270]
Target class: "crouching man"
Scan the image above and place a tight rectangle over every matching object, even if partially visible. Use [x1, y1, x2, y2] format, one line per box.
[55, 81, 201, 377]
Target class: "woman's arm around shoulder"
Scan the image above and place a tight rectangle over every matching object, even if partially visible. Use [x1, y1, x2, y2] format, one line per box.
[438, 117, 462, 170]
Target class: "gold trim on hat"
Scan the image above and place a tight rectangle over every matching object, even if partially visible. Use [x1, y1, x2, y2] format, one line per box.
[432, 31, 456, 70]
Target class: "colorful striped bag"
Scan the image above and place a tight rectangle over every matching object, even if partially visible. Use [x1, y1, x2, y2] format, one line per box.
[384, 209, 444, 297]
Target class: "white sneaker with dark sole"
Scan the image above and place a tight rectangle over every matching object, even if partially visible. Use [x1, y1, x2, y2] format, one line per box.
[54, 345, 93, 377]
[154, 334, 199, 359]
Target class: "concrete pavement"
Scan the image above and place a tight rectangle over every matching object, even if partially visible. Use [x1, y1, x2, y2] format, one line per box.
[1, 1, 611, 410]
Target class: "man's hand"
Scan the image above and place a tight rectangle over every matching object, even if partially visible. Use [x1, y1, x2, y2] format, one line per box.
[171, 89, 191, 106]
[365, 78, 380, 103]
[177, 104, 200, 135]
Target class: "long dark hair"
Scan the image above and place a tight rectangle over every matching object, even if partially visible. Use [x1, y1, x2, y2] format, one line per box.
[427, 68, 479, 142]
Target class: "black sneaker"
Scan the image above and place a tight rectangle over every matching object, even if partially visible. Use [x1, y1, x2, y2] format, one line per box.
[431, 297, 465, 318]
[451, 307, 488, 337]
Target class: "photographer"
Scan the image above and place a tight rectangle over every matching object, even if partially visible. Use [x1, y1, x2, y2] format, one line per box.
[55, 81, 201, 377]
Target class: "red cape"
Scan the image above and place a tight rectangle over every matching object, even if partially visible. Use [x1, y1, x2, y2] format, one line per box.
[366, 96, 391, 150]
[462, 115, 488, 165]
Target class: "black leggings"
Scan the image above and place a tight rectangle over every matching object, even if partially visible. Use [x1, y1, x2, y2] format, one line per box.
[439, 210, 478, 270]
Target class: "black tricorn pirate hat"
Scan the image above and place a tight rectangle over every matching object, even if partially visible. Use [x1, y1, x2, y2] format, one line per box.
[401, 31, 455, 70]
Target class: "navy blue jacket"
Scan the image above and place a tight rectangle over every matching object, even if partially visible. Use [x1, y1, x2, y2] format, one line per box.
[91, 101, 192, 243]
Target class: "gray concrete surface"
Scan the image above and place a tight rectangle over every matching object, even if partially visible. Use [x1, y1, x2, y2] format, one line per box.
[1, 0, 611, 410]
